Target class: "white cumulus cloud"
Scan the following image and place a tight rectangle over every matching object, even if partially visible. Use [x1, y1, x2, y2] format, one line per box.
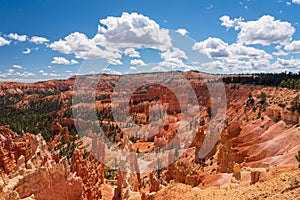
[292, 0, 300, 4]
[30, 36, 49, 44]
[7, 69, 15, 74]
[271, 58, 300, 70]
[93, 12, 172, 51]
[51, 57, 78, 65]
[8, 33, 27, 42]
[20, 72, 35, 77]
[193, 37, 230, 58]
[50, 13, 172, 65]
[159, 47, 190, 69]
[220, 15, 295, 46]
[193, 37, 271, 59]
[199, 58, 271, 73]
[0, 36, 10, 46]
[50, 32, 122, 63]
[39, 70, 49, 76]
[130, 59, 146, 66]
[12, 65, 23, 69]
[176, 28, 188, 36]
[220, 16, 243, 30]
[236, 15, 295, 46]
[124, 48, 140, 57]
[284, 40, 300, 53]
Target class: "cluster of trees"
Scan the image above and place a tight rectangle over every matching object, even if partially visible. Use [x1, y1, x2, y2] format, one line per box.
[104, 168, 118, 180]
[0, 93, 69, 141]
[54, 137, 77, 165]
[223, 72, 300, 89]
[279, 79, 300, 90]
[291, 95, 300, 112]
[0, 91, 123, 143]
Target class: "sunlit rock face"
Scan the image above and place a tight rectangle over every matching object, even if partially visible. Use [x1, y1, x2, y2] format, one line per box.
[0, 126, 83, 200]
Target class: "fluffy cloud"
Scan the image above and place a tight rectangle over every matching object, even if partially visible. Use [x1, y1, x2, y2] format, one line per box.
[273, 49, 288, 56]
[130, 59, 146, 66]
[193, 37, 229, 58]
[51, 56, 78, 65]
[193, 36, 276, 73]
[229, 43, 272, 59]
[50, 33, 91, 55]
[50, 13, 172, 65]
[292, 0, 300, 4]
[220, 16, 243, 30]
[30, 36, 49, 44]
[8, 33, 27, 42]
[20, 72, 35, 77]
[193, 37, 271, 59]
[199, 58, 271, 73]
[12, 65, 23, 69]
[107, 59, 122, 65]
[39, 70, 49, 76]
[22, 48, 31, 54]
[284, 40, 300, 53]
[0, 36, 10, 46]
[49, 73, 60, 77]
[93, 12, 172, 51]
[197, 55, 300, 74]
[5, 68, 35, 77]
[159, 47, 190, 69]
[38, 70, 60, 77]
[272, 58, 300, 70]
[101, 68, 122, 75]
[7, 69, 15, 74]
[49, 32, 122, 63]
[176, 28, 188, 36]
[124, 48, 140, 57]
[237, 15, 295, 46]
[220, 15, 295, 46]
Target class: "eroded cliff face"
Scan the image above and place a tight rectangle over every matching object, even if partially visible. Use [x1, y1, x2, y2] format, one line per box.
[0, 124, 109, 200]
[266, 106, 299, 124]
[1, 72, 300, 200]
[0, 126, 82, 200]
[113, 133, 142, 200]
[71, 150, 104, 200]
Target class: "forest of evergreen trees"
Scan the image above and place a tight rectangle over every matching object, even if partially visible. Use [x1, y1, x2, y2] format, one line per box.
[222, 72, 300, 90]
[0, 92, 70, 141]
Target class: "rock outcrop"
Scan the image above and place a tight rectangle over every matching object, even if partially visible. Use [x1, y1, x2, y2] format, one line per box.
[0, 127, 83, 200]
[112, 133, 141, 200]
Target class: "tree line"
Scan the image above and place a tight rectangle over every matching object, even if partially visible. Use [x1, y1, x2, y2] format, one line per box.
[222, 72, 300, 90]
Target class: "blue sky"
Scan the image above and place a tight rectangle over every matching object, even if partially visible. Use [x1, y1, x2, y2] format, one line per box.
[1, 0, 300, 82]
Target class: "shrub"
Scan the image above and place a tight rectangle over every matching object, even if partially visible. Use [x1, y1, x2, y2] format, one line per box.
[257, 112, 261, 119]
[207, 107, 212, 118]
[296, 151, 300, 168]
[291, 95, 300, 112]
[199, 118, 205, 126]
[104, 168, 118, 180]
[260, 92, 266, 104]
[174, 147, 179, 159]
[290, 176, 299, 187]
